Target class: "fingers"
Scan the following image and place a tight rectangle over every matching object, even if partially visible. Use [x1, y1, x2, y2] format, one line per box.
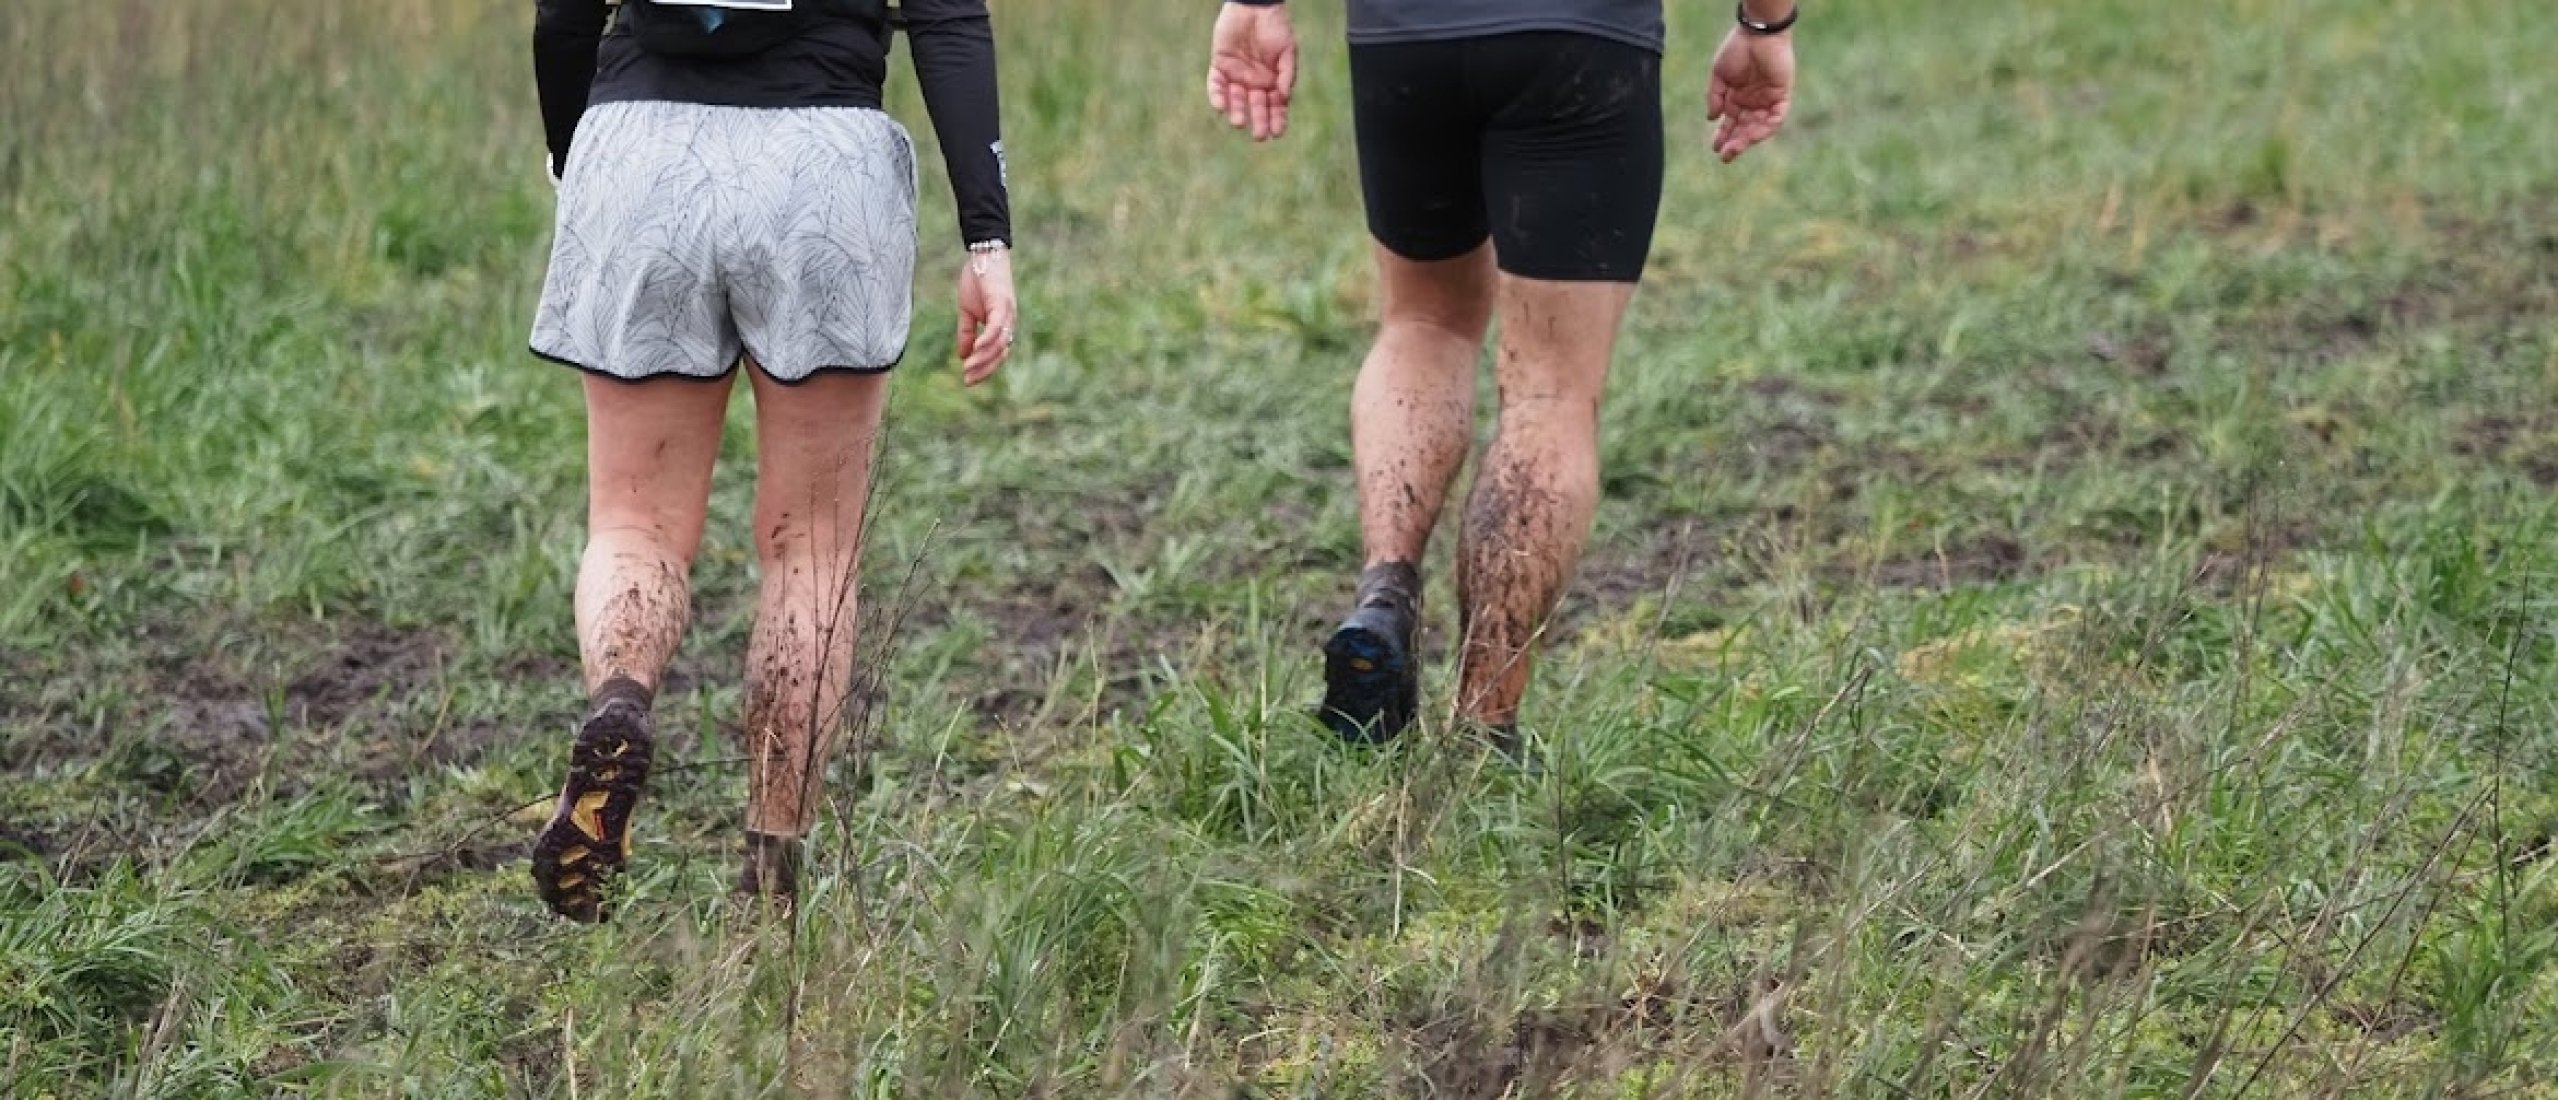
[1714, 106, 1783, 162]
[960, 295, 1017, 387]
[1707, 76, 1728, 123]
[1223, 71, 1251, 133]
[1207, 67, 1229, 116]
[1716, 114, 1757, 162]
[1248, 88, 1276, 141]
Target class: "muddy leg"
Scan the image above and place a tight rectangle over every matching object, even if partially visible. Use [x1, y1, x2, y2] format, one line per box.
[536, 373, 730, 921]
[1318, 244, 1496, 742]
[1455, 276, 1635, 730]
[575, 376, 730, 694]
[1354, 242, 1496, 569]
[739, 368, 887, 859]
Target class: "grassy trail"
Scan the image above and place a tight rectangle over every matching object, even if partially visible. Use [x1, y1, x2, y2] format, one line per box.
[3, 0, 2556, 1094]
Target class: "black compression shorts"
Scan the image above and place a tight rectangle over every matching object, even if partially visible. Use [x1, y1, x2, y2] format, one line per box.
[1349, 32, 1665, 283]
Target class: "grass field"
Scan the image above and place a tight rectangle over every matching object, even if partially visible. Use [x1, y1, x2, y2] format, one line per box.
[5, 0, 2558, 1094]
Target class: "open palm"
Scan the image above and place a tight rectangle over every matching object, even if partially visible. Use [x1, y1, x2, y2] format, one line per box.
[1708, 28, 1795, 162]
[1206, 4, 1298, 141]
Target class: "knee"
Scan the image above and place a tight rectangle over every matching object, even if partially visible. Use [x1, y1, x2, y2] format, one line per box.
[1382, 289, 1495, 347]
[1380, 258, 1497, 342]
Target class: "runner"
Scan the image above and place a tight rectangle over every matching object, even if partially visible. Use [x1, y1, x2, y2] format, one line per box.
[526, 0, 1017, 921]
[1207, 0, 1798, 750]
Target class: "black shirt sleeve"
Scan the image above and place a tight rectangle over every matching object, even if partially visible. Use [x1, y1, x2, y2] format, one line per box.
[533, 0, 613, 177]
[898, 0, 1013, 248]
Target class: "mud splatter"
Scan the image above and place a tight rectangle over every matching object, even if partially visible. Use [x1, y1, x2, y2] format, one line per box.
[742, 561, 863, 837]
[1457, 443, 1594, 725]
[579, 552, 690, 692]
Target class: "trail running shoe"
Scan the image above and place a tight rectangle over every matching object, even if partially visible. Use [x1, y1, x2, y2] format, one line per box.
[530, 693, 655, 923]
[1319, 563, 1422, 744]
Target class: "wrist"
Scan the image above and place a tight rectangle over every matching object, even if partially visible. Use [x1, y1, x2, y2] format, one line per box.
[1736, 0, 1797, 35]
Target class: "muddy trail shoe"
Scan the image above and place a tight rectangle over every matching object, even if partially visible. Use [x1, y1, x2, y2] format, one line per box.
[530, 689, 655, 923]
[735, 831, 804, 914]
[1320, 563, 1422, 744]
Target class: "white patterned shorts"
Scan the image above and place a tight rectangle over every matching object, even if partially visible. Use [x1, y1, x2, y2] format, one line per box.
[532, 101, 918, 383]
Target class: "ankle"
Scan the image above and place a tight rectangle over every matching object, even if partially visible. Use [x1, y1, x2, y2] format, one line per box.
[738, 831, 804, 902]
[591, 674, 655, 714]
[1357, 561, 1422, 608]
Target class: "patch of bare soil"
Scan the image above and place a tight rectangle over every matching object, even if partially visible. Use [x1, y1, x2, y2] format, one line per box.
[4, 617, 509, 809]
[1733, 376, 1843, 476]
[2245, 210, 2558, 367]
[1867, 534, 2029, 591]
[2085, 329, 2174, 377]
[0, 821, 61, 862]
[1567, 521, 1723, 621]
[1393, 968, 1796, 1098]
[865, 552, 1180, 746]
[2454, 413, 2558, 488]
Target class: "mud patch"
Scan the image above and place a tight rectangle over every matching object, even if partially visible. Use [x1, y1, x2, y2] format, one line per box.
[898, 566, 1163, 732]
[286, 624, 451, 731]
[1393, 968, 1794, 1097]
[4, 616, 508, 810]
[2453, 413, 2558, 488]
[1868, 534, 2029, 591]
[0, 821, 61, 861]
[2085, 329, 2174, 376]
[2239, 208, 2558, 367]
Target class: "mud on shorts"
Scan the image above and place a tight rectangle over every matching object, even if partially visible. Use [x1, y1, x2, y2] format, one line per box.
[1350, 32, 1665, 282]
[531, 101, 918, 383]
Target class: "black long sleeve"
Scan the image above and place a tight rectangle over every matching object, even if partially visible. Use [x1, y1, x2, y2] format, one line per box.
[533, 0, 612, 176]
[899, 0, 1013, 247]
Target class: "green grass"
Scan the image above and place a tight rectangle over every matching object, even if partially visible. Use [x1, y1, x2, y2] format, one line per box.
[5, 0, 2558, 1094]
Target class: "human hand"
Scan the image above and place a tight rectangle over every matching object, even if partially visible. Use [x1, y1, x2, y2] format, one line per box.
[956, 247, 1017, 387]
[1707, 25, 1795, 162]
[1206, 3, 1297, 141]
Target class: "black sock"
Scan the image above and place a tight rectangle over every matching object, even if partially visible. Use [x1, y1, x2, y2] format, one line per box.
[592, 674, 654, 713]
[1356, 561, 1421, 611]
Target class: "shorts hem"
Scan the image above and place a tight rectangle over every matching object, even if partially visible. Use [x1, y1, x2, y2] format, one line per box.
[1490, 260, 1647, 284]
[753, 357, 902, 385]
[531, 345, 901, 384]
[531, 346, 739, 384]
[1370, 233, 1491, 266]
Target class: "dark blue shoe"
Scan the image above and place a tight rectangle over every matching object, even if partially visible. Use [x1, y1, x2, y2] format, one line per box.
[1319, 564, 1421, 744]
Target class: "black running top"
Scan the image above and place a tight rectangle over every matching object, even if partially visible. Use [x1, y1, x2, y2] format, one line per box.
[533, 0, 1012, 248]
[1226, 0, 1663, 53]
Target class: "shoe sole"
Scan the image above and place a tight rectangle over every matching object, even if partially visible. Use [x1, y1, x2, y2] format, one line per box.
[530, 700, 654, 923]
[1320, 609, 1417, 744]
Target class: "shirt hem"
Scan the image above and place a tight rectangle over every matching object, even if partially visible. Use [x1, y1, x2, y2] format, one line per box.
[586, 87, 886, 113]
[1347, 19, 1663, 53]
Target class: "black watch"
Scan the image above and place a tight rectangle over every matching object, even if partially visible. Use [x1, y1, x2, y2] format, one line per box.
[1736, 2, 1798, 35]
